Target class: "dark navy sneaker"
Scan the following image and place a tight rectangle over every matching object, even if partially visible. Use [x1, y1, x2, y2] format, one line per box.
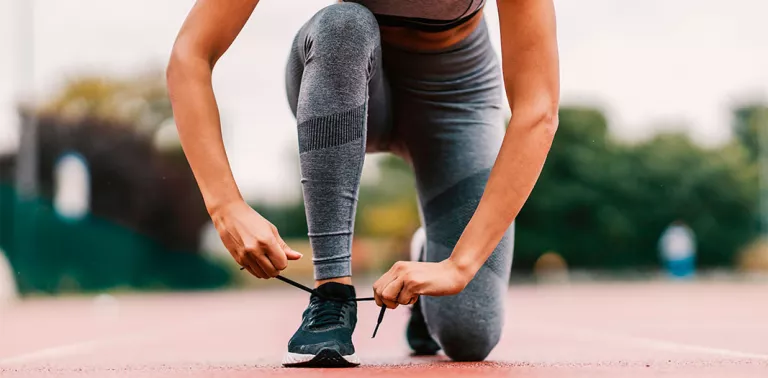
[407, 297, 441, 356]
[406, 227, 441, 356]
[283, 282, 360, 367]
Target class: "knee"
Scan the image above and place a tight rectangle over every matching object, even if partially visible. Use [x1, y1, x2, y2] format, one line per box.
[423, 284, 505, 361]
[312, 3, 379, 50]
[435, 326, 501, 362]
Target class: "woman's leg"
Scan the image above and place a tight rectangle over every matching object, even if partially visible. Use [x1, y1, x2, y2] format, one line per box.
[281, 2, 392, 368]
[285, 2, 391, 282]
[386, 18, 514, 361]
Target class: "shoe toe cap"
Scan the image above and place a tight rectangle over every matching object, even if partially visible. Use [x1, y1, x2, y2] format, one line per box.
[288, 338, 355, 356]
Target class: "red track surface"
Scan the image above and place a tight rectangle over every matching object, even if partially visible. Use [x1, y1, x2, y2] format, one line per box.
[1, 281, 767, 377]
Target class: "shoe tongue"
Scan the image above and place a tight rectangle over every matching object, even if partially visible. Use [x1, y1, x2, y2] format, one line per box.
[315, 282, 356, 300]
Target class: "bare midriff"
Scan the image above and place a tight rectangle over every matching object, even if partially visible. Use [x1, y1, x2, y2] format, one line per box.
[378, 9, 484, 51]
[335, 0, 484, 51]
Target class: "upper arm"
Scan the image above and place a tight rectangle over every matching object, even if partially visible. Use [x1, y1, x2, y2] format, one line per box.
[170, 0, 260, 68]
[496, 0, 559, 113]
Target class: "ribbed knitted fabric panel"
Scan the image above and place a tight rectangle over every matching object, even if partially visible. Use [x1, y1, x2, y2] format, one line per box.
[298, 105, 366, 153]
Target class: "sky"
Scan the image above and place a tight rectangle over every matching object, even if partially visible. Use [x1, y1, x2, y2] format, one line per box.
[0, 0, 766, 202]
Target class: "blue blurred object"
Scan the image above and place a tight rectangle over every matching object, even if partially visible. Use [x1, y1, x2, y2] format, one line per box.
[659, 221, 696, 278]
[664, 255, 696, 279]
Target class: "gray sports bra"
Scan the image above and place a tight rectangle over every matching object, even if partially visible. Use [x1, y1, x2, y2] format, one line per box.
[342, 0, 486, 32]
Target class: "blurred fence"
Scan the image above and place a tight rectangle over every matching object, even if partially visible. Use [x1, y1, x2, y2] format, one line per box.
[0, 75, 233, 294]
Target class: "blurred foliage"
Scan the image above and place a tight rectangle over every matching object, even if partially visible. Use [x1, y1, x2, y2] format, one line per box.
[0, 74, 231, 294]
[515, 106, 759, 271]
[252, 155, 421, 261]
[736, 238, 768, 272]
[356, 156, 421, 239]
[731, 104, 768, 161]
[39, 71, 172, 135]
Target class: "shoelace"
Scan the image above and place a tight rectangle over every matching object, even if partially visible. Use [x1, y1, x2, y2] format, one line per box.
[308, 296, 348, 328]
[240, 268, 387, 338]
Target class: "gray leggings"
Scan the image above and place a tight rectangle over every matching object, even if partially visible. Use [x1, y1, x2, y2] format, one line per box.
[285, 3, 514, 361]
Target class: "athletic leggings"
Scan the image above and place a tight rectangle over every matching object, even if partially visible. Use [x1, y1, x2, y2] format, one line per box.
[285, 3, 514, 361]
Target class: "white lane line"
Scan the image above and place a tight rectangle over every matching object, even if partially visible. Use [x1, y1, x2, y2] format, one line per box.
[0, 332, 153, 367]
[0, 310, 237, 367]
[0, 339, 109, 366]
[620, 334, 768, 361]
[568, 327, 768, 361]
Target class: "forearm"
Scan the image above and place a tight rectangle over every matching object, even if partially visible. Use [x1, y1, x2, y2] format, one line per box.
[449, 110, 558, 281]
[167, 55, 242, 214]
[449, 111, 557, 276]
[449, 0, 559, 279]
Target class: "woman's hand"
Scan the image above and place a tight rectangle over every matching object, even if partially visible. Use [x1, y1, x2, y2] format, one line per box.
[372, 259, 471, 309]
[211, 200, 302, 278]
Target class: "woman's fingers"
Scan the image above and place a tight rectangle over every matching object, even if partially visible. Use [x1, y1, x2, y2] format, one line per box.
[380, 277, 403, 309]
[240, 233, 285, 278]
[241, 265, 258, 278]
[255, 253, 279, 277]
[285, 249, 304, 260]
[217, 209, 299, 280]
[242, 262, 266, 279]
[241, 249, 270, 278]
[264, 235, 289, 272]
[397, 282, 417, 305]
[251, 261, 270, 279]
[273, 228, 302, 261]
[229, 238, 265, 279]
[373, 271, 394, 308]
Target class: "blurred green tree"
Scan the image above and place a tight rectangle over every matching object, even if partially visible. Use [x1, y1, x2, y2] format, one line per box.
[357, 156, 420, 240]
[515, 106, 760, 271]
[255, 154, 420, 241]
[731, 104, 768, 161]
[40, 71, 172, 135]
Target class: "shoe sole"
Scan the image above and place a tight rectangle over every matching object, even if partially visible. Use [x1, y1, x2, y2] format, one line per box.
[282, 348, 360, 368]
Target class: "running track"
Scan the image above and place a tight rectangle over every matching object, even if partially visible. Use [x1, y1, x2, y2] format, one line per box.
[1, 281, 767, 377]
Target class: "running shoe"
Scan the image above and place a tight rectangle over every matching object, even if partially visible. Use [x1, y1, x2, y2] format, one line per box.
[407, 297, 441, 355]
[406, 227, 441, 355]
[283, 282, 360, 367]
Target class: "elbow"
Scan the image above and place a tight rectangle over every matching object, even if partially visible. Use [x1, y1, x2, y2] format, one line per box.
[538, 107, 559, 141]
[166, 48, 185, 93]
[511, 99, 559, 141]
[166, 44, 212, 91]
[166, 47, 192, 88]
